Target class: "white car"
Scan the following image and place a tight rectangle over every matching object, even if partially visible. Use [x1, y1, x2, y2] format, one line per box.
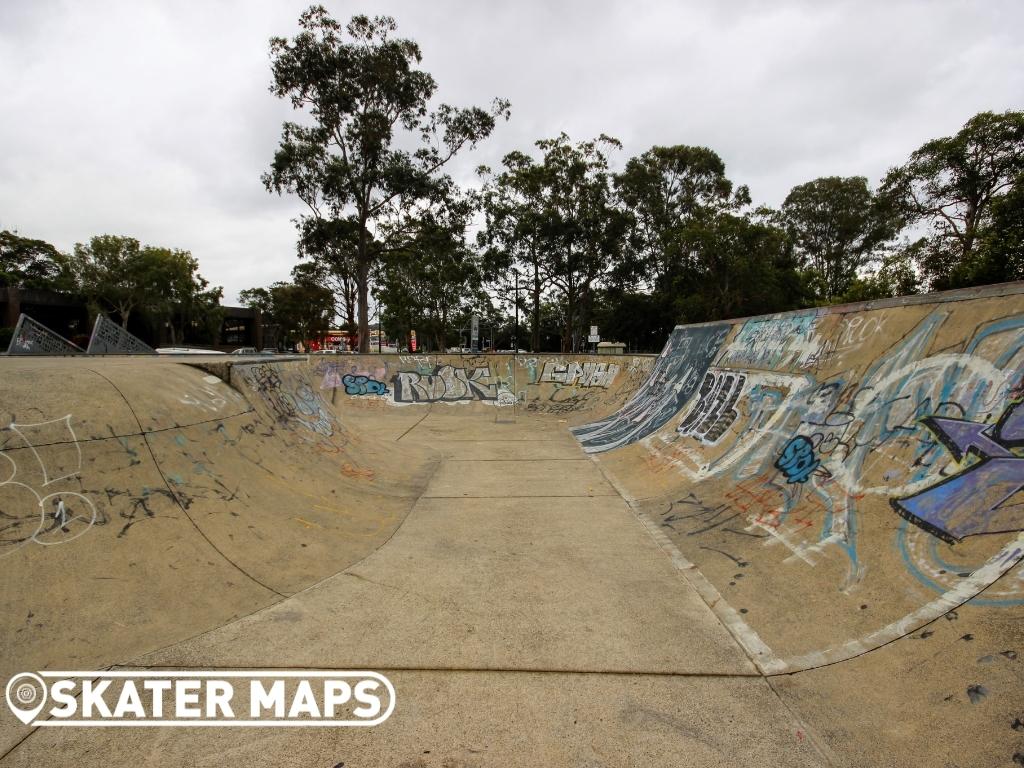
[155, 348, 227, 355]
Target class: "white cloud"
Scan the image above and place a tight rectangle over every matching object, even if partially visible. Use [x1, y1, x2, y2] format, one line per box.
[1, 0, 1021, 303]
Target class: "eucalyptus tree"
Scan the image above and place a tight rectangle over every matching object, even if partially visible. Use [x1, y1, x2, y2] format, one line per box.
[614, 144, 748, 290]
[264, 7, 509, 351]
[477, 151, 549, 351]
[880, 110, 1024, 290]
[779, 176, 896, 300]
[376, 181, 485, 352]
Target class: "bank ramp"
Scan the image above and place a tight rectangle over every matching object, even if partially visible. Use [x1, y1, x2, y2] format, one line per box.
[1, 283, 1023, 767]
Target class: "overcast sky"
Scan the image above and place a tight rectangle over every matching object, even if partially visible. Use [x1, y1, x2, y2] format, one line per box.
[1, 0, 1021, 305]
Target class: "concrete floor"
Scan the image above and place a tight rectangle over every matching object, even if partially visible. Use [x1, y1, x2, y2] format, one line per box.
[4, 343, 1021, 766]
[0, 407, 828, 767]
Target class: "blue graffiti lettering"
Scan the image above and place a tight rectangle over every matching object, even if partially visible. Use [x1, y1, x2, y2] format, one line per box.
[342, 374, 389, 397]
[775, 435, 820, 484]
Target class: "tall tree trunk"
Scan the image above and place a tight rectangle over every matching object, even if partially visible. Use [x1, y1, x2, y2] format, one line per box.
[563, 254, 575, 353]
[531, 259, 541, 353]
[356, 223, 370, 353]
[563, 286, 574, 354]
[356, 263, 369, 353]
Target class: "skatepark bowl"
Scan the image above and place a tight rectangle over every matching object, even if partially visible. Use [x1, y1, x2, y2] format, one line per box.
[1, 281, 1023, 766]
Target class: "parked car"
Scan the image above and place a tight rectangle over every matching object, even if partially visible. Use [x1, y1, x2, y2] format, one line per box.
[155, 348, 227, 355]
[230, 347, 258, 355]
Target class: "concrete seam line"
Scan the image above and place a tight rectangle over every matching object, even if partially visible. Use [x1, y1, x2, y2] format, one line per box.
[86, 368, 287, 600]
[421, 494, 620, 499]
[766, 530, 1024, 676]
[442, 458, 592, 462]
[634, 507, 781, 672]
[762, 675, 842, 767]
[395, 403, 434, 441]
[110, 663, 764, 678]
[585, 461, 1024, 677]
[0, 408, 257, 452]
[426, 438, 571, 442]
[120, 437, 447, 670]
[586, 453, 781, 675]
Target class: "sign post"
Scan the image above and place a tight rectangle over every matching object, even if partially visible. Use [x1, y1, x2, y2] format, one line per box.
[470, 315, 480, 353]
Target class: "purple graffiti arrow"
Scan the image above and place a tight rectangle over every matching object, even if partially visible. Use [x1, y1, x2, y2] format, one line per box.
[921, 417, 1013, 462]
[892, 457, 1024, 542]
[997, 400, 1024, 444]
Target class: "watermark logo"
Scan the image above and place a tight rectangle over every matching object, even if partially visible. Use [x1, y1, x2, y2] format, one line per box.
[6, 673, 48, 724]
[4, 671, 394, 727]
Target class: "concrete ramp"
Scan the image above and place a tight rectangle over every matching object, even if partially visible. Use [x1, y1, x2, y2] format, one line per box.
[0, 357, 437, 754]
[1, 287, 1023, 767]
[573, 283, 1024, 766]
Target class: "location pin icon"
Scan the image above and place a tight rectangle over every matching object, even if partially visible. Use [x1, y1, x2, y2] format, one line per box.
[5, 673, 47, 725]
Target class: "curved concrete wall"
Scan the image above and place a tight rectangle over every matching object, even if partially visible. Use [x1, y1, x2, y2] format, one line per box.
[312, 352, 655, 423]
[576, 282, 1024, 672]
[562, 284, 1024, 765]
[0, 358, 437, 752]
[2, 285, 1023, 765]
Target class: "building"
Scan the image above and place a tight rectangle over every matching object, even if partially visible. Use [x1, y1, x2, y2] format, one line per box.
[1, 286, 262, 351]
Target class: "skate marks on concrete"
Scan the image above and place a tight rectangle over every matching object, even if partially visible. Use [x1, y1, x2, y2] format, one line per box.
[316, 353, 654, 419]
[579, 285, 1024, 673]
[0, 415, 105, 558]
[0, 360, 438, 752]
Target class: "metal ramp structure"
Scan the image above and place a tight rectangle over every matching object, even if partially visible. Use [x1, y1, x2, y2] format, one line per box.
[85, 314, 156, 355]
[3, 313, 83, 355]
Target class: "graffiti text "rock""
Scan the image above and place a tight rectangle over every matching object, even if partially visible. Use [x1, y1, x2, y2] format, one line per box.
[393, 366, 498, 403]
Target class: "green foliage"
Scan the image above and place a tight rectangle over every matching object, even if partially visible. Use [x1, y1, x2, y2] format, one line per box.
[880, 110, 1024, 290]
[240, 279, 334, 349]
[72, 235, 223, 344]
[264, 6, 509, 351]
[294, 218, 360, 335]
[777, 176, 897, 301]
[479, 133, 628, 352]
[665, 211, 805, 323]
[615, 144, 748, 288]
[375, 183, 485, 351]
[589, 289, 670, 354]
[825, 238, 921, 304]
[478, 149, 551, 352]
[976, 177, 1024, 282]
[0, 231, 76, 292]
[255, 83, 1023, 350]
[535, 133, 628, 352]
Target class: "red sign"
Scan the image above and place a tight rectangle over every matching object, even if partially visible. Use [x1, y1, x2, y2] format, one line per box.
[410, 330, 417, 352]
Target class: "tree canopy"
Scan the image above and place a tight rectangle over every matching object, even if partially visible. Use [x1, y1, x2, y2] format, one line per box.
[239, 278, 333, 350]
[263, 7, 509, 351]
[880, 110, 1024, 290]
[0, 231, 75, 292]
[72, 235, 223, 343]
[251, 9, 1024, 353]
[778, 176, 896, 300]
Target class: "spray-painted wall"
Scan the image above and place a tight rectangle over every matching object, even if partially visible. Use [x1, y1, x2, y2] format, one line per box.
[579, 282, 1024, 671]
[314, 353, 655, 419]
